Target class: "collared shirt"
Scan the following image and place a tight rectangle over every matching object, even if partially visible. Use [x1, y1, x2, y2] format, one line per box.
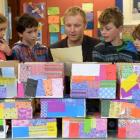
[12, 41, 52, 62]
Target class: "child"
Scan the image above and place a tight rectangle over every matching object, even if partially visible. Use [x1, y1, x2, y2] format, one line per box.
[132, 24, 140, 52]
[12, 13, 52, 62]
[0, 13, 12, 60]
[92, 7, 139, 62]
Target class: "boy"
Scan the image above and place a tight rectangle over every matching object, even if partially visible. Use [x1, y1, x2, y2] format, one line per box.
[12, 13, 52, 62]
[132, 24, 140, 52]
[0, 13, 12, 60]
[51, 6, 99, 62]
[92, 7, 139, 62]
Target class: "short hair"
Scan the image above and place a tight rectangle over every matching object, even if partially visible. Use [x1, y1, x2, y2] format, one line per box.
[99, 7, 123, 28]
[132, 24, 140, 40]
[64, 6, 86, 24]
[0, 13, 7, 24]
[16, 13, 38, 33]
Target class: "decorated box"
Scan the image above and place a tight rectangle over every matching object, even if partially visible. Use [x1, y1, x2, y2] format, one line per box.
[12, 119, 57, 138]
[71, 63, 116, 99]
[0, 61, 18, 98]
[18, 62, 64, 98]
[40, 99, 86, 118]
[118, 63, 140, 100]
[0, 120, 7, 138]
[101, 100, 140, 118]
[0, 99, 33, 119]
[118, 119, 140, 138]
[62, 117, 107, 138]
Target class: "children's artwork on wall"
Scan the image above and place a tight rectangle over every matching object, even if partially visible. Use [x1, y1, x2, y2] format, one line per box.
[47, 7, 60, 15]
[49, 24, 60, 32]
[118, 119, 140, 138]
[50, 33, 59, 44]
[101, 100, 140, 118]
[118, 63, 140, 100]
[18, 62, 64, 98]
[12, 119, 57, 138]
[62, 117, 107, 138]
[23, 2, 46, 18]
[0, 99, 33, 119]
[82, 3, 93, 12]
[0, 120, 7, 138]
[40, 99, 86, 118]
[37, 22, 43, 43]
[71, 63, 116, 99]
[82, 3, 94, 33]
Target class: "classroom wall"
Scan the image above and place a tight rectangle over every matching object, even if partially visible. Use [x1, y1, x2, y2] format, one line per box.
[19, 0, 115, 46]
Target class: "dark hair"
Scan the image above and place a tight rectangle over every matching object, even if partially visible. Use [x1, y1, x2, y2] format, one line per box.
[99, 7, 123, 28]
[132, 24, 140, 40]
[16, 13, 38, 33]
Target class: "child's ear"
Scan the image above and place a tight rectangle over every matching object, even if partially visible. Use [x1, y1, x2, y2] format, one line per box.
[18, 32, 23, 38]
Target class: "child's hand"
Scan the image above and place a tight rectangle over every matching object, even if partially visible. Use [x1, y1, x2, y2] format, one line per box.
[0, 39, 12, 56]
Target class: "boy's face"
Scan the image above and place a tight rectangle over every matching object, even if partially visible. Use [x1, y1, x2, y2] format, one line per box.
[64, 14, 86, 43]
[0, 22, 7, 39]
[100, 22, 122, 44]
[134, 38, 140, 51]
[19, 27, 38, 45]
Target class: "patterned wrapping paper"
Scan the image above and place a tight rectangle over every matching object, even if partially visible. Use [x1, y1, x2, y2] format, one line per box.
[0, 99, 33, 119]
[71, 63, 116, 99]
[0, 119, 7, 138]
[118, 63, 140, 100]
[101, 100, 140, 118]
[40, 99, 86, 118]
[62, 117, 107, 138]
[18, 62, 64, 98]
[0, 67, 17, 98]
[12, 119, 57, 138]
[118, 119, 140, 138]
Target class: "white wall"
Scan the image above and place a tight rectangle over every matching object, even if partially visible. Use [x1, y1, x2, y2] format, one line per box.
[0, 0, 7, 15]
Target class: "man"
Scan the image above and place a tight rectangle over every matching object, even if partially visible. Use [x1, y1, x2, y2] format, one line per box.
[51, 6, 100, 115]
[51, 6, 99, 62]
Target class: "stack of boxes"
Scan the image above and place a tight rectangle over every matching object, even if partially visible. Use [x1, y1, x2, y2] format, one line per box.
[1, 62, 140, 138]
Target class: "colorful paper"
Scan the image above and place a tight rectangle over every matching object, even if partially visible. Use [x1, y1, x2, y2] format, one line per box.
[0, 99, 33, 119]
[18, 62, 64, 98]
[101, 100, 140, 118]
[62, 117, 107, 138]
[40, 99, 86, 118]
[119, 63, 140, 99]
[71, 63, 116, 99]
[49, 24, 59, 32]
[12, 119, 57, 138]
[118, 119, 140, 138]
[47, 7, 60, 15]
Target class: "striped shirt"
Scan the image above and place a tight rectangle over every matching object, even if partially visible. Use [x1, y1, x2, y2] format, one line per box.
[92, 41, 140, 63]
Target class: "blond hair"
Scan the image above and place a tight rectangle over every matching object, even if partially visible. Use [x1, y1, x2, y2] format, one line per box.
[99, 7, 123, 28]
[0, 13, 7, 24]
[64, 6, 86, 24]
[132, 24, 140, 40]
